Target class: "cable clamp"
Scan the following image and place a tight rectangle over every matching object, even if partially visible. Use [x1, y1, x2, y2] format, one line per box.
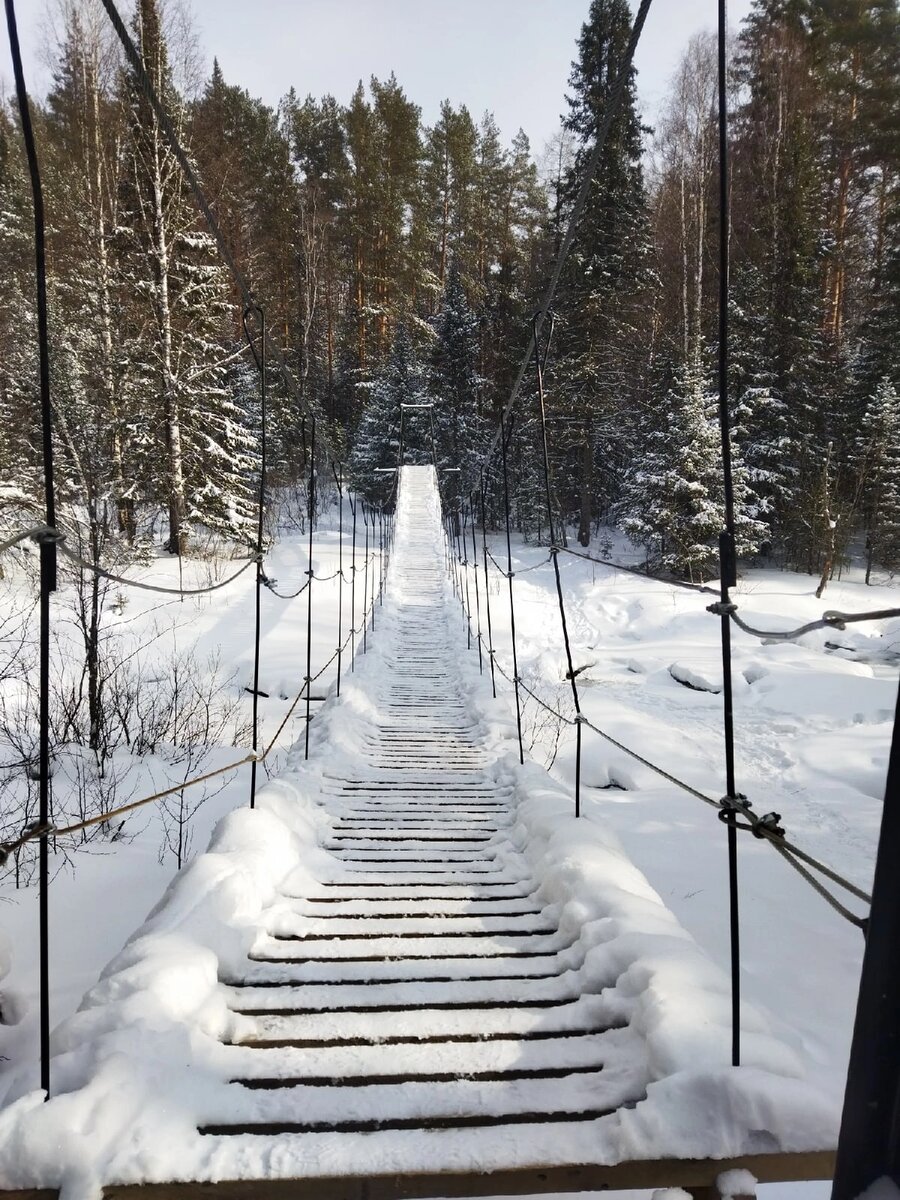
[717, 793, 756, 831]
[707, 601, 737, 616]
[507, 570, 515, 580]
[822, 611, 848, 630]
[35, 526, 66, 546]
[573, 713, 587, 725]
[753, 811, 785, 839]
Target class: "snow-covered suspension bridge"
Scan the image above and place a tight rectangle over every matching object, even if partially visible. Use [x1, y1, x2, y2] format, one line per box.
[0, 468, 834, 1198]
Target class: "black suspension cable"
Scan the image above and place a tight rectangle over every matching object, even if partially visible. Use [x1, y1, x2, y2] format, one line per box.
[500, 415, 525, 764]
[714, 0, 742, 1070]
[349, 493, 358, 671]
[478, 0, 654, 476]
[362, 504, 370, 655]
[242, 302, 266, 810]
[333, 464, 345, 696]
[5, 0, 56, 1101]
[533, 314, 583, 817]
[304, 420, 316, 760]
[469, 496, 484, 675]
[479, 474, 498, 699]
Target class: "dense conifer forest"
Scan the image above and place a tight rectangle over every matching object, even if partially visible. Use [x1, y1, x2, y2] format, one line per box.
[1, 0, 898, 584]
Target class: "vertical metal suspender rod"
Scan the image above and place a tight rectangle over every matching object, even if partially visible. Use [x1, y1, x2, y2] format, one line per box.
[349, 494, 358, 670]
[242, 303, 266, 809]
[832, 678, 900, 1198]
[499, 416, 525, 764]
[533, 315, 583, 816]
[715, 0, 742, 1069]
[362, 506, 370, 654]
[304, 420, 316, 760]
[369, 504, 377, 631]
[458, 507, 472, 647]
[378, 509, 385, 606]
[6, 0, 57, 1100]
[469, 495, 484, 674]
[333, 464, 344, 696]
[479, 473, 497, 698]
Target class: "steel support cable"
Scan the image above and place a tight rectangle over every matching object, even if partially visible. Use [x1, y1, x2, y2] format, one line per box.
[0, 525, 56, 556]
[96, 0, 340, 465]
[712, 0, 743, 1069]
[477, 0, 654, 477]
[57, 541, 259, 595]
[468, 496, 484, 674]
[499, 414, 525, 764]
[532, 313, 584, 817]
[304, 420, 316, 760]
[479, 474, 498, 699]
[724, 605, 900, 642]
[242, 302, 266, 811]
[5, 0, 57, 1100]
[554, 542, 718, 595]
[477, 615, 871, 925]
[485, 547, 554, 577]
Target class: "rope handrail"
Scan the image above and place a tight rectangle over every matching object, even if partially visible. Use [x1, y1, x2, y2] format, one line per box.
[721, 603, 900, 642]
[58, 541, 259, 595]
[473, 607, 871, 925]
[553, 542, 719, 595]
[0, 524, 55, 556]
[0, 599, 384, 867]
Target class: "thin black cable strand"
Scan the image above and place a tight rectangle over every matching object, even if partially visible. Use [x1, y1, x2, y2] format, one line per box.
[532, 314, 583, 816]
[96, 0, 342, 466]
[0, 525, 55, 555]
[727, 605, 900, 642]
[334, 464, 344, 696]
[362, 504, 370, 655]
[6, 0, 55, 1100]
[242, 303, 266, 811]
[715, 0, 741, 1069]
[555, 542, 718, 595]
[482, 643, 872, 923]
[485, 546, 554, 577]
[304, 420, 316, 760]
[459, 505, 473, 650]
[479, 474, 498, 699]
[57, 541, 258, 595]
[349, 493, 358, 671]
[500, 415, 525, 765]
[469, 495, 484, 674]
[478, 0, 654, 476]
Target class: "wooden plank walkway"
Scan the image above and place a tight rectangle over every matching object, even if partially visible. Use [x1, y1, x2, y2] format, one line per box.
[0, 468, 834, 1196]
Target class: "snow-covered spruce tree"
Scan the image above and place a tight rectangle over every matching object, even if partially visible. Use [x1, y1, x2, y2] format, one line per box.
[430, 260, 483, 506]
[729, 274, 800, 552]
[622, 355, 763, 582]
[552, 0, 653, 545]
[856, 377, 900, 582]
[351, 324, 426, 503]
[116, 0, 255, 553]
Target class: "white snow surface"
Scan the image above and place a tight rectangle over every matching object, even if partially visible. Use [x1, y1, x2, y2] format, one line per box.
[0, 468, 838, 1197]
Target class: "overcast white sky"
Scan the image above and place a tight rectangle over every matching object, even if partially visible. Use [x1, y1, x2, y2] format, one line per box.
[4, 0, 754, 155]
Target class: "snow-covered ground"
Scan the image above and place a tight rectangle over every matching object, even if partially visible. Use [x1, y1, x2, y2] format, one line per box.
[0, 485, 892, 1197]
[0, 498, 387, 1092]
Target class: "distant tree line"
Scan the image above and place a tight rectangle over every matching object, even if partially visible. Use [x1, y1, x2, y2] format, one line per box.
[1, 0, 898, 584]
